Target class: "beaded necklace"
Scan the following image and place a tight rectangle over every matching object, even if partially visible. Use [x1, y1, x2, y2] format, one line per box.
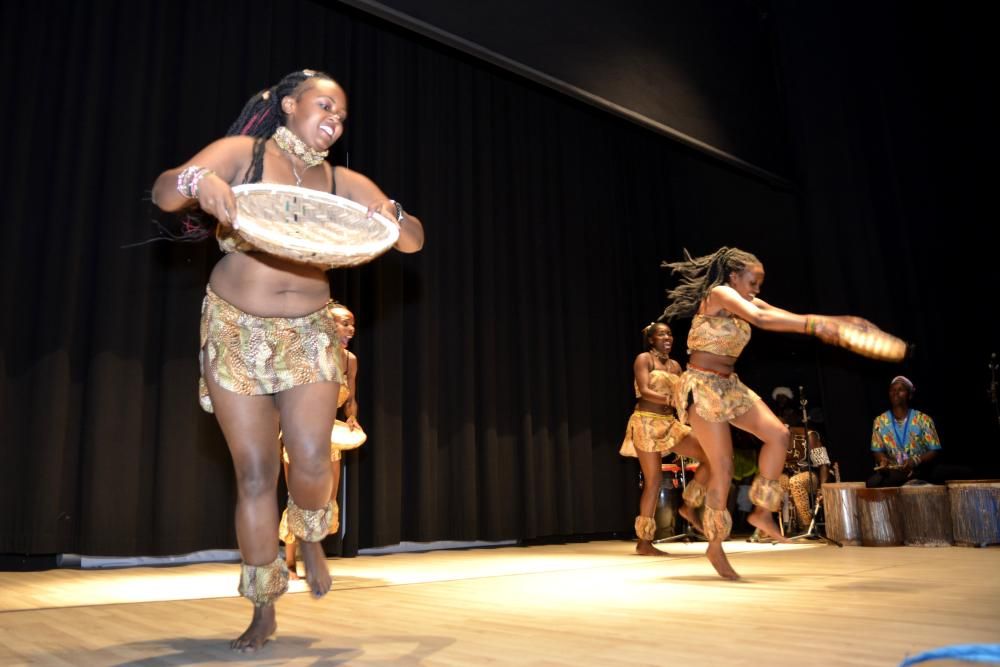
[649, 348, 670, 365]
[273, 125, 328, 168]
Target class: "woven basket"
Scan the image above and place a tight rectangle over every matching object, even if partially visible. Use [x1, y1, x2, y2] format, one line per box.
[231, 183, 399, 268]
[836, 322, 908, 362]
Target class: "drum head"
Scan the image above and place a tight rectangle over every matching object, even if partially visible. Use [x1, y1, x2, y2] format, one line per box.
[232, 184, 399, 268]
[331, 419, 367, 450]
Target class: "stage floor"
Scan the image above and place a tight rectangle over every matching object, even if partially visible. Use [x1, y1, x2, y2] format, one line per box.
[0, 539, 997, 666]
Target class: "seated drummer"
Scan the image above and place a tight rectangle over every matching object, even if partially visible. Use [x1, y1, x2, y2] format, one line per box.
[781, 425, 830, 528]
[868, 376, 956, 487]
[759, 387, 831, 535]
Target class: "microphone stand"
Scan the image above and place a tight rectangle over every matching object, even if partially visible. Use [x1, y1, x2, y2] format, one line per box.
[787, 386, 842, 546]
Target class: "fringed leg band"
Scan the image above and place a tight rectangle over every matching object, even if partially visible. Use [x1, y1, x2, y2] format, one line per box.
[702, 506, 732, 542]
[635, 515, 657, 541]
[682, 480, 707, 508]
[280, 499, 340, 544]
[286, 495, 335, 543]
[238, 556, 289, 607]
[749, 475, 783, 512]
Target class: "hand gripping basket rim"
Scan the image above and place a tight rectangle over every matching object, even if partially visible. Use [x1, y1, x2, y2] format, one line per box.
[231, 183, 399, 268]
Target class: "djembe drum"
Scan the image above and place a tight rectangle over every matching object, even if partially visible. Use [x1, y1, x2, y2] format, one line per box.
[822, 482, 865, 546]
[654, 477, 681, 540]
[857, 487, 905, 546]
[947, 480, 1000, 547]
[656, 460, 700, 539]
[899, 485, 952, 547]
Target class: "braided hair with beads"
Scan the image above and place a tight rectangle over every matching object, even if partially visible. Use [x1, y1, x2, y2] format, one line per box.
[226, 68, 336, 182]
[149, 69, 337, 244]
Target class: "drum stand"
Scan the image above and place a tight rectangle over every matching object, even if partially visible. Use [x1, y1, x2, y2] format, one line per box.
[654, 457, 708, 544]
[786, 387, 842, 547]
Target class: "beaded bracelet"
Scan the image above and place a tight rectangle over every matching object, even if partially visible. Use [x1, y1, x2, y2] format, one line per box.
[805, 316, 817, 335]
[177, 166, 214, 199]
[176, 166, 198, 197]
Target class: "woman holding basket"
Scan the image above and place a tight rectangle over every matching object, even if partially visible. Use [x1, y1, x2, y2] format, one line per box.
[152, 69, 423, 651]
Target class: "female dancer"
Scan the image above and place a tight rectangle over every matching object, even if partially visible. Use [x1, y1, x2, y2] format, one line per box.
[620, 322, 712, 556]
[661, 247, 850, 579]
[152, 69, 423, 650]
[281, 304, 360, 577]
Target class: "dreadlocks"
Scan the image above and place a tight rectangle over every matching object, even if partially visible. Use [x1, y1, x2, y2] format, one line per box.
[659, 247, 761, 321]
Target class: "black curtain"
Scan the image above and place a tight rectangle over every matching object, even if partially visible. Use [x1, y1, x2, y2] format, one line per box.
[2, 0, 996, 558]
[768, 1, 1000, 483]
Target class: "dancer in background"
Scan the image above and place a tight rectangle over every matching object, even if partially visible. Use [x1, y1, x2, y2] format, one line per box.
[281, 304, 360, 576]
[620, 322, 713, 555]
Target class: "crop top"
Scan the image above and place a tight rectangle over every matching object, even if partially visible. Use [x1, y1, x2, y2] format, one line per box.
[686, 314, 751, 358]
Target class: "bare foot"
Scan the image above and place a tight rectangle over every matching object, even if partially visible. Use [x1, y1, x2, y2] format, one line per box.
[635, 540, 671, 556]
[231, 603, 276, 652]
[748, 507, 789, 543]
[706, 542, 740, 580]
[678, 504, 703, 533]
[286, 561, 300, 580]
[299, 541, 332, 597]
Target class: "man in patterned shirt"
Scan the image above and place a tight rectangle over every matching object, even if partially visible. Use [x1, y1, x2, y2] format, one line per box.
[867, 376, 944, 487]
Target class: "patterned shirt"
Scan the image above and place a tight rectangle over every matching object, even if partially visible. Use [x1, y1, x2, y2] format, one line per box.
[870, 409, 942, 465]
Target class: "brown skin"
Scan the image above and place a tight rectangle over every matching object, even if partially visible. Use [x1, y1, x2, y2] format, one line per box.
[152, 78, 423, 652]
[283, 307, 358, 577]
[631, 324, 713, 557]
[686, 263, 871, 578]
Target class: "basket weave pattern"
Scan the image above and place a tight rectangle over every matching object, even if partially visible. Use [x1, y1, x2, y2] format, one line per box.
[232, 184, 399, 268]
[836, 323, 907, 362]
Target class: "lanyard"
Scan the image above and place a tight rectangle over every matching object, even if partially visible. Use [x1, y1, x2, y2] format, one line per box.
[890, 409, 913, 450]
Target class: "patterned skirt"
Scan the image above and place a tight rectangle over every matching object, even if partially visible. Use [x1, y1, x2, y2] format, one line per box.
[198, 286, 344, 413]
[677, 366, 761, 424]
[619, 410, 692, 457]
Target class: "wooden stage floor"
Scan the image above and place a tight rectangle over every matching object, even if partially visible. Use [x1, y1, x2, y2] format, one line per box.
[0, 539, 997, 666]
